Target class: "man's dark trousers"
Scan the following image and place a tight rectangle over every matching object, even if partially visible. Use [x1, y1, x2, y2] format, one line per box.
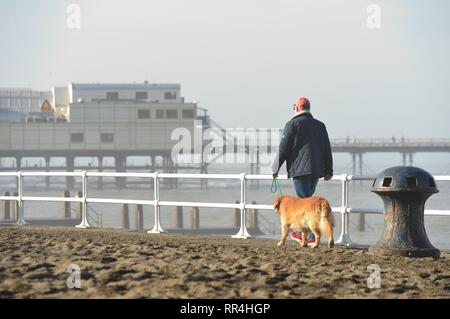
[293, 175, 319, 198]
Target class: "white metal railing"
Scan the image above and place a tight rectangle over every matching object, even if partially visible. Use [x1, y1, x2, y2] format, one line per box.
[0, 171, 449, 245]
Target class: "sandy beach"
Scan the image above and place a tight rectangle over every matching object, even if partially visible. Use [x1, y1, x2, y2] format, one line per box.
[0, 225, 449, 299]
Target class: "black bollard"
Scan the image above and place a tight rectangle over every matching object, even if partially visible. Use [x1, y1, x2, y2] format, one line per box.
[369, 166, 440, 258]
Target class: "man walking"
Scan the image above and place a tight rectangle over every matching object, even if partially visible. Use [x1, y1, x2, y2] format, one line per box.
[272, 97, 333, 242]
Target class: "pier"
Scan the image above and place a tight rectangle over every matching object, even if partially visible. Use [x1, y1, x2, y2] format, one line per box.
[1, 137, 449, 190]
[331, 138, 450, 176]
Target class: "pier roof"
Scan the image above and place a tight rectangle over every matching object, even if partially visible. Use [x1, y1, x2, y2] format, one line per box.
[70, 83, 180, 91]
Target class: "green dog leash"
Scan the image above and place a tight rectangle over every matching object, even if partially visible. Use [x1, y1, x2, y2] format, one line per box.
[270, 177, 283, 196]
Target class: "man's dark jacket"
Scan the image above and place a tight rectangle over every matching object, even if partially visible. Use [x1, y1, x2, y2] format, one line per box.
[272, 112, 333, 178]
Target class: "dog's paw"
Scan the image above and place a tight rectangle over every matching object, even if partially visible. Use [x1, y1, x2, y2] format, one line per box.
[328, 240, 334, 249]
[300, 242, 308, 248]
[277, 241, 284, 247]
[311, 244, 319, 249]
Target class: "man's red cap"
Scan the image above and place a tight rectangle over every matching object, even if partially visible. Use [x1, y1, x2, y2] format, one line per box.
[295, 97, 310, 109]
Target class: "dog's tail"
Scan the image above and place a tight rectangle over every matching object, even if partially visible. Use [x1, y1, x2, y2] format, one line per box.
[319, 198, 335, 248]
[319, 199, 335, 227]
[273, 196, 282, 214]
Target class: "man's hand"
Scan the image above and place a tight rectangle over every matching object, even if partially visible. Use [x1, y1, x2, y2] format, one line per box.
[272, 172, 278, 179]
[324, 174, 333, 181]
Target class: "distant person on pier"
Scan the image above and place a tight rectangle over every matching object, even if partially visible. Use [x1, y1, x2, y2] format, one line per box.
[272, 97, 334, 243]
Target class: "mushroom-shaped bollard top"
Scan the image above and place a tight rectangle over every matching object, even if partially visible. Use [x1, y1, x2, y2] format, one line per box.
[369, 166, 440, 258]
[371, 166, 438, 194]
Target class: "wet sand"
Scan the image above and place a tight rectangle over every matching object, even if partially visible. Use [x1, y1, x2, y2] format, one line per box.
[0, 226, 449, 299]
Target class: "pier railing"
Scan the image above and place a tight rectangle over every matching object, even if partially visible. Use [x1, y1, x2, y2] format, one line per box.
[0, 171, 449, 246]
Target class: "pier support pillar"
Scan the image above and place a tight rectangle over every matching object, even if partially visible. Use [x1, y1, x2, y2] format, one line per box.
[12, 191, 19, 221]
[121, 204, 130, 229]
[75, 191, 82, 220]
[200, 163, 208, 189]
[2, 192, 11, 220]
[15, 157, 22, 170]
[174, 206, 183, 228]
[62, 190, 71, 218]
[190, 207, 199, 229]
[98, 156, 104, 190]
[256, 146, 261, 188]
[249, 201, 259, 229]
[115, 156, 127, 189]
[232, 200, 240, 228]
[66, 156, 75, 190]
[163, 155, 174, 189]
[174, 164, 179, 189]
[15, 157, 21, 190]
[352, 153, 356, 176]
[151, 155, 155, 172]
[402, 153, 414, 166]
[135, 204, 144, 230]
[45, 157, 51, 189]
[358, 153, 363, 176]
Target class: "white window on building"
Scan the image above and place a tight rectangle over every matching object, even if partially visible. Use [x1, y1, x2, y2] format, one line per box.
[156, 110, 165, 119]
[138, 109, 150, 119]
[166, 109, 178, 119]
[164, 92, 177, 100]
[71, 133, 84, 143]
[101, 133, 114, 143]
[136, 92, 148, 100]
[106, 92, 119, 100]
[182, 109, 195, 119]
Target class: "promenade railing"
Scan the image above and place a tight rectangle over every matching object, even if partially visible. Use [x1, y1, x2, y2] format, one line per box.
[0, 171, 449, 246]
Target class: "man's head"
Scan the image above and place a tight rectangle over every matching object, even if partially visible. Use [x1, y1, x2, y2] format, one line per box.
[293, 97, 310, 112]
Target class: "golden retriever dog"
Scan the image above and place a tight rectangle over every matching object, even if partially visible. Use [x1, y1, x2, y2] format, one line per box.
[273, 195, 335, 249]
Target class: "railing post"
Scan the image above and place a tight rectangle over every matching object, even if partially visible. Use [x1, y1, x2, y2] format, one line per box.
[336, 174, 353, 246]
[16, 171, 27, 225]
[232, 173, 251, 239]
[76, 171, 91, 228]
[148, 172, 165, 233]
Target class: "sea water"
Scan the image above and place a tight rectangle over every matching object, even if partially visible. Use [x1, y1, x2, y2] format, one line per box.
[0, 153, 449, 249]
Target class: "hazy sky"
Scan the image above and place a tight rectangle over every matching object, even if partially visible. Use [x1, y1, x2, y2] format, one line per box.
[1, 0, 449, 138]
